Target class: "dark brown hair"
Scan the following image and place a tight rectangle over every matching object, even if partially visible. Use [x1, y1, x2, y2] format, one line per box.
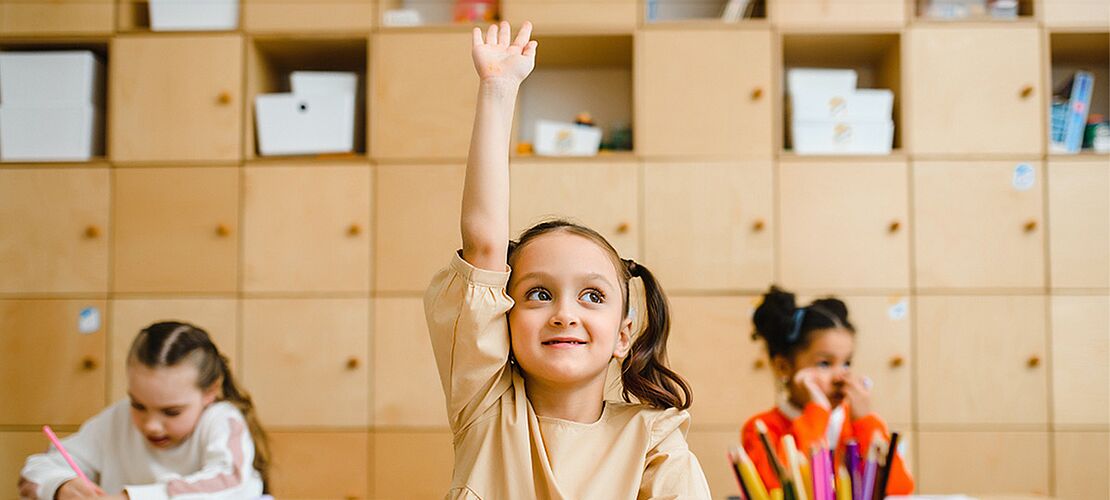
[128, 322, 270, 491]
[751, 285, 855, 360]
[508, 219, 692, 410]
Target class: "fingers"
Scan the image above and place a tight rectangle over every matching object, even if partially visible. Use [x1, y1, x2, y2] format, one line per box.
[512, 21, 533, 48]
[472, 27, 483, 47]
[522, 40, 538, 57]
[485, 23, 497, 45]
[498, 20, 511, 46]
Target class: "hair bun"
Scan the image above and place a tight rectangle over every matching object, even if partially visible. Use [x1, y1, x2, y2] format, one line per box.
[810, 297, 850, 324]
[752, 286, 797, 345]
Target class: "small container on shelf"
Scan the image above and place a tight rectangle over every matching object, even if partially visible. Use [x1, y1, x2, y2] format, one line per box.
[255, 71, 357, 156]
[533, 119, 602, 157]
[149, 0, 239, 31]
[0, 50, 105, 162]
[787, 68, 895, 155]
[644, 0, 764, 23]
[1048, 32, 1109, 156]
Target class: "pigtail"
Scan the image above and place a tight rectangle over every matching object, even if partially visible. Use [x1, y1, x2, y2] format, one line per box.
[216, 355, 271, 493]
[619, 260, 692, 411]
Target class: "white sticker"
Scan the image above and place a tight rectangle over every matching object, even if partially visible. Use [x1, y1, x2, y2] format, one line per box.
[888, 299, 909, 321]
[78, 307, 100, 334]
[1012, 163, 1036, 191]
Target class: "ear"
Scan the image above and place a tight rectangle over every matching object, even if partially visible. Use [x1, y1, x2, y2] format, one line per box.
[612, 316, 634, 359]
[201, 381, 220, 407]
[772, 355, 794, 380]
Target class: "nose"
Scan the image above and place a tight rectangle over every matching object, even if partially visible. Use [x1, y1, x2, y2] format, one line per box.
[549, 302, 579, 328]
[142, 416, 164, 435]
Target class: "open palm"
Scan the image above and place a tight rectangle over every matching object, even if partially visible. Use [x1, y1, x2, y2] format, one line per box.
[472, 21, 537, 85]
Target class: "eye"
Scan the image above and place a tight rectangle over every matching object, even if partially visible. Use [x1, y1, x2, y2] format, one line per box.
[525, 288, 551, 301]
[844, 360, 853, 368]
[580, 289, 604, 304]
[130, 401, 146, 412]
[816, 360, 831, 368]
[163, 409, 181, 417]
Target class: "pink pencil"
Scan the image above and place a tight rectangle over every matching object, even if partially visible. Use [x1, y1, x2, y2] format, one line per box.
[42, 425, 95, 489]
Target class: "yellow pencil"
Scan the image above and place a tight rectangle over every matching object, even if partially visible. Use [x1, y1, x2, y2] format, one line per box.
[835, 464, 852, 500]
[783, 435, 807, 500]
[798, 451, 814, 500]
[732, 445, 771, 500]
[771, 488, 784, 500]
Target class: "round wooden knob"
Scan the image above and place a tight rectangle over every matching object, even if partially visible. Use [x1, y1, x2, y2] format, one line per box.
[81, 357, 97, 370]
[615, 222, 630, 234]
[347, 224, 362, 237]
[1019, 85, 1034, 99]
[889, 355, 904, 368]
[752, 219, 766, 232]
[215, 224, 231, 237]
[346, 357, 360, 370]
[1024, 220, 1038, 233]
[84, 225, 101, 239]
[753, 359, 766, 370]
[751, 87, 764, 100]
[888, 220, 901, 233]
[1027, 355, 1041, 368]
[217, 91, 232, 105]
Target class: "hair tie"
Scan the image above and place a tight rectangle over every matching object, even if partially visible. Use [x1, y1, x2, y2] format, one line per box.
[623, 258, 639, 276]
[786, 307, 807, 343]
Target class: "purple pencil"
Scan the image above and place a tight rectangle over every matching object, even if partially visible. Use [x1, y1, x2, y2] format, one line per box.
[860, 442, 879, 500]
[846, 441, 861, 500]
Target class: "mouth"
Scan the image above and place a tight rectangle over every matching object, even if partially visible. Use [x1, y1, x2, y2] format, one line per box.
[146, 435, 172, 447]
[541, 338, 588, 346]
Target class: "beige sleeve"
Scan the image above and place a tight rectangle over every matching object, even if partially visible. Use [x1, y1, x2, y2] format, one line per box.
[638, 409, 713, 500]
[424, 252, 516, 433]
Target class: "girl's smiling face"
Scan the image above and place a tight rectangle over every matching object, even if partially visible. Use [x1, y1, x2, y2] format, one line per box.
[127, 362, 217, 449]
[775, 327, 855, 408]
[507, 231, 633, 390]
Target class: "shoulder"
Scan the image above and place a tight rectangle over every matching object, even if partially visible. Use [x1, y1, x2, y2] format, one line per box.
[607, 402, 692, 447]
[195, 402, 250, 439]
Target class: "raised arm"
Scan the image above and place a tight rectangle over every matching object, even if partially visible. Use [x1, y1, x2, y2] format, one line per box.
[461, 21, 537, 271]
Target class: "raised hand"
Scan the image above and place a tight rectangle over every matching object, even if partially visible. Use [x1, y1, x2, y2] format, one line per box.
[471, 21, 538, 86]
[841, 372, 874, 420]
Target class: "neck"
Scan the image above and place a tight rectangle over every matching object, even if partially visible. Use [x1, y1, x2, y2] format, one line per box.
[524, 372, 608, 423]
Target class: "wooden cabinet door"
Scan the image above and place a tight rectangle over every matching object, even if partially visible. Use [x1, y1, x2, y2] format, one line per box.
[917, 431, 1049, 496]
[0, 168, 109, 293]
[242, 164, 372, 293]
[500, 0, 636, 31]
[510, 160, 639, 259]
[1055, 431, 1110, 500]
[373, 431, 454, 499]
[113, 167, 239, 293]
[1049, 160, 1109, 290]
[242, 298, 370, 427]
[371, 32, 476, 161]
[913, 160, 1045, 290]
[0, 300, 106, 425]
[374, 164, 464, 293]
[779, 160, 910, 292]
[637, 29, 773, 159]
[1051, 294, 1109, 428]
[373, 297, 447, 428]
[0, 0, 114, 34]
[1042, 0, 1110, 28]
[108, 299, 238, 402]
[770, 0, 905, 27]
[110, 34, 243, 163]
[243, 0, 374, 32]
[668, 296, 775, 427]
[268, 431, 370, 499]
[643, 161, 773, 291]
[907, 26, 1043, 155]
[915, 295, 1048, 426]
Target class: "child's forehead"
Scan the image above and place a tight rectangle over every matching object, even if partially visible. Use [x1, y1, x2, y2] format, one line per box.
[510, 232, 622, 280]
[127, 363, 202, 403]
[800, 328, 855, 355]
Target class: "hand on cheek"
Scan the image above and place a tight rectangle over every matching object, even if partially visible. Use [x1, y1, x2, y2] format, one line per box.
[842, 372, 873, 420]
[792, 367, 832, 410]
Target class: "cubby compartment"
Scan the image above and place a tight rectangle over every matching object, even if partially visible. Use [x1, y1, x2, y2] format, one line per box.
[782, 32, 902, 155]
[1048, 31, 1109, 156]
[246, 36, 368, 160]
[378, 0, 496, 27]
[644, 0, 765, 23]
[515, 34, 633, 157]
[0, 41, 108, 163]
[243, 0, 374, 32]
[0, 0, 115, 35]
[117, 0, 241, 32]
[914, 0, 1034, 20]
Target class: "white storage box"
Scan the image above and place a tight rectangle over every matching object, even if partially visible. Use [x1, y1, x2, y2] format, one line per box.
[787, 68, 857, 97]
[0, 51, 104, 106]
[534, 119, 603, 157]
[290, 71, 358, 96]
[150, 0, 239, 31]
[255, 93, 355, 156]
[792, 120, 893, 155]
[791, 89, 893, 121]
[0, 105, 103, 161]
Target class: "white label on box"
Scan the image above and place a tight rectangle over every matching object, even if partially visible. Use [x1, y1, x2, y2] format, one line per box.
[1012, 163, 1035, 191]
[78, 307, 101, 334]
